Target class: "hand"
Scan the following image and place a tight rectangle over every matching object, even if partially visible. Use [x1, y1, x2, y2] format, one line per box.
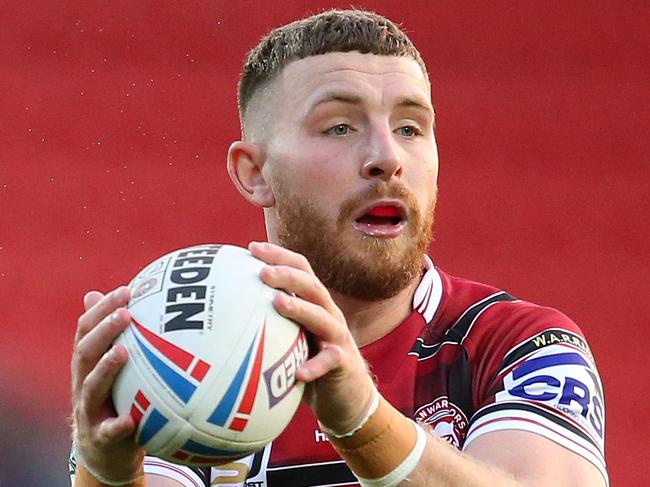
[71, 286, 145, 483]
[249, 242, 376, 435]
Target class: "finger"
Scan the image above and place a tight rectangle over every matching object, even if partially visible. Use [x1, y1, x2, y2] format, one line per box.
[296, 344, 344, 382]
[273, 293, 345, 344]
[260, 263, 328, 304]
[76, 286, 130, 342]
[73, 310, 131, 393]
[80, 344, 129, 416]
[249, 241, 313, 273]
[84, 290, 104, 312]
[96, 414, 137, 444]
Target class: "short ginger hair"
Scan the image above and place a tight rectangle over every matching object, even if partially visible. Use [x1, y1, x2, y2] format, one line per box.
[238, 9, 429, 134]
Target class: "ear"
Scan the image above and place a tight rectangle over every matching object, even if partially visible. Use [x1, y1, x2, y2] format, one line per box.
[227, 140, 275, 208]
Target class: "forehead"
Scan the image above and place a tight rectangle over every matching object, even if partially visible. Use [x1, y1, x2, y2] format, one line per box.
[272, 52, 431, 112]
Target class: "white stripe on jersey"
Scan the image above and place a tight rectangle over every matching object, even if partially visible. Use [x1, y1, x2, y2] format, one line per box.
[464, 402, 608, 486]
[144, 458, 206, 486]
[412, 255, 442, 324]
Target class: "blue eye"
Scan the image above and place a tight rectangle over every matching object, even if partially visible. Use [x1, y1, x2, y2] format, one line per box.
[329, 124, 350, 136]
[398, 126, 419, 137]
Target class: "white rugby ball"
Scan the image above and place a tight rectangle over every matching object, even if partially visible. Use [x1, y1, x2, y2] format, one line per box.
[112, 244, 308, 466]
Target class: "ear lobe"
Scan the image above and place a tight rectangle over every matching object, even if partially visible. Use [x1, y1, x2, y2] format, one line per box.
[227, 141, 275, 208]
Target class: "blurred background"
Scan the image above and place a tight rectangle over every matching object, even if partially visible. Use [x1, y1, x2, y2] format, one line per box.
[1, 1, 647, 485]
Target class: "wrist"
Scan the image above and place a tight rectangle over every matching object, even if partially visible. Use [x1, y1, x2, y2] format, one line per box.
[73, 444, 145, 487]
[319, 385, 380, 438]
[327, 395, 426, 486]
[317, 376, 378, 437]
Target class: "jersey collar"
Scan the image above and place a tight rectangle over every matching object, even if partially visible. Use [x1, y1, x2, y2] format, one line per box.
[412, 255, 443, 324]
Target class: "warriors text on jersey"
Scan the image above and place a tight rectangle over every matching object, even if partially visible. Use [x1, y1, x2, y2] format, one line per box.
[70, 257, 608, 486]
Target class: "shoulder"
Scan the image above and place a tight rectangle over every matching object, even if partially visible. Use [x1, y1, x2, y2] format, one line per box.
[433, 268, 589, 354]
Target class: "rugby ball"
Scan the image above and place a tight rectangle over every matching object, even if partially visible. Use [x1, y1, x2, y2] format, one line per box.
[112, 244, 308, 466]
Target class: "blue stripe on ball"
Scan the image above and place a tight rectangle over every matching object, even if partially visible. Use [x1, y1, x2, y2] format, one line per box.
[134, 331, 197, 403]
[181, 438, 242, 456]
[206, 335, 256, 426]
[139, 409, 169, 444]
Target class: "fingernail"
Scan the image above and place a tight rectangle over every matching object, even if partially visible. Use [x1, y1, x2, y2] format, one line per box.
[110, 311, 120, 322]
[114, 288, 124, 302]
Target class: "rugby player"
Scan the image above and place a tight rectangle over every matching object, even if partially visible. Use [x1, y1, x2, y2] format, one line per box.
[70, 9, 607, 487]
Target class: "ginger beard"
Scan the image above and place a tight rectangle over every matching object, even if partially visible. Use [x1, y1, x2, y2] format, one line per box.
[273, 178, 436, 301]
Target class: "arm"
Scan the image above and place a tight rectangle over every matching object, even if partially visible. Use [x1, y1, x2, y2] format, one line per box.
[249, 242, 606, 487]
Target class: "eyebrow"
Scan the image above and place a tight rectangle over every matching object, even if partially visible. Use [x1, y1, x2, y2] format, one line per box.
[310, 92, 434, 118]
[311, 93, 363, 108]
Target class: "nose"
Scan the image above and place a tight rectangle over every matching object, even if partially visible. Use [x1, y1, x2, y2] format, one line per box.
[360, 127, 402, 181]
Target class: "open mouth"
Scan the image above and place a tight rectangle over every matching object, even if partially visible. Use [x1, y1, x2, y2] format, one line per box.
[352, 203, 407, 238]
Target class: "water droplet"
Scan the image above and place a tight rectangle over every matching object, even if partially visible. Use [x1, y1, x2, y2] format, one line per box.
[27, 128, 32, 133]
[195, 154, 199, 158]
[80, 91, 84, 95]
[50, 177, 55, 181]
[41, 138, 46, 142]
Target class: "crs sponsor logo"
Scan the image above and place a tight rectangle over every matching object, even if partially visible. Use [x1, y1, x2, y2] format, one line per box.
[414, 396, 468, 448]
[498, 346, 604, 439]
[263, 329, 309, 408]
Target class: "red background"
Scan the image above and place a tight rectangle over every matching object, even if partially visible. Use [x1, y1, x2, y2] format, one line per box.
[1, 1, 647, 485]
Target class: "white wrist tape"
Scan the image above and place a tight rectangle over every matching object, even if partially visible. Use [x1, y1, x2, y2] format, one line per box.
[356, 421, 426, 487]
[319, 386, 380, 438]
[73, 445, 142, 486]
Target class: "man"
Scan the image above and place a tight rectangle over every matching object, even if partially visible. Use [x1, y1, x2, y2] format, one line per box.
[70, 9, 608, 487]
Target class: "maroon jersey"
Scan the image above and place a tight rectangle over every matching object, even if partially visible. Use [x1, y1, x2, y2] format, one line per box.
[70, 258, 607, 486]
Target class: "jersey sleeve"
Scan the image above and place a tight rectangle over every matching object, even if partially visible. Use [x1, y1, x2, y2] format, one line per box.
[69, 447, 210, 487]
[463, 302, 608, 485]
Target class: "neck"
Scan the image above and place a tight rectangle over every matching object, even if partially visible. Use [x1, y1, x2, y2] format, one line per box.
[330, 277, 419, 347]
